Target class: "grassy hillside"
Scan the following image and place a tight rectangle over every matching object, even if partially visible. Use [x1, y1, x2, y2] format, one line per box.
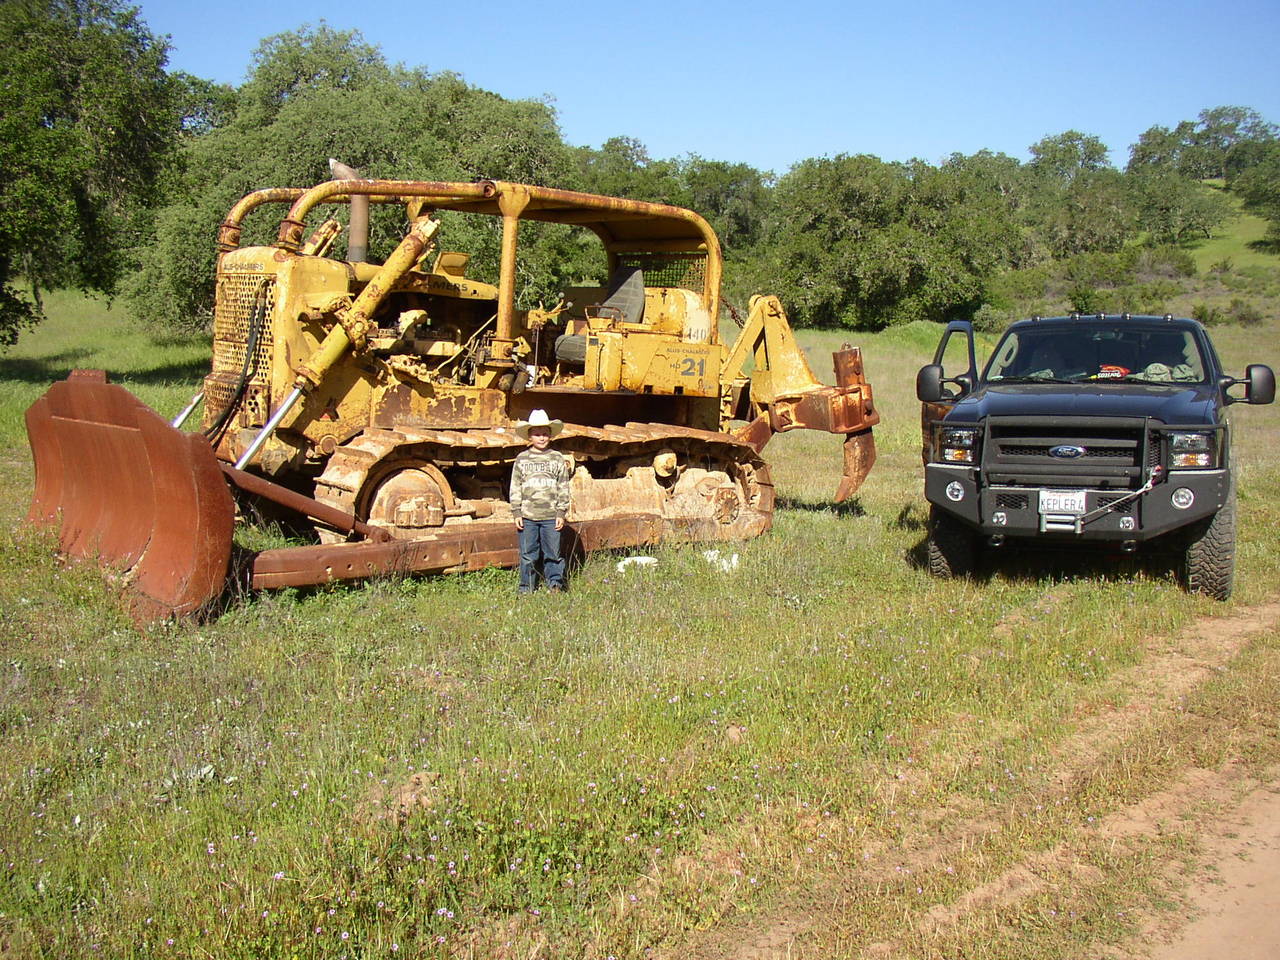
[1187, 191, 1275, 274]
[979, 201, 1280, 329]
[0, 294, 1278, 958]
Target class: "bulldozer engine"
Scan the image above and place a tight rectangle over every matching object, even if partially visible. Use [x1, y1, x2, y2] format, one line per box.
[25, 177, 879, 623]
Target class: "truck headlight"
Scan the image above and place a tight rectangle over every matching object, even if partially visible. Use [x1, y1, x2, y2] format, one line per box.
[1169, 432, 1216, 469]
[941, 428, 978, 464]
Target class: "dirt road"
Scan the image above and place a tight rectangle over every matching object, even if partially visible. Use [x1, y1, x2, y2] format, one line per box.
[683, 598, 1280, 960]
[1145, 779, 1280, 960]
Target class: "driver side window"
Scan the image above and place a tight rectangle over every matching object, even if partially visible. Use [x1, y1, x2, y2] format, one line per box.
[940, 333, 972, 380]
[935, 329, 977, 397]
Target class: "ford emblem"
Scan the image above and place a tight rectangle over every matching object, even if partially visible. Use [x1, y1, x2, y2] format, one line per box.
[1049, 445, 1086, 459]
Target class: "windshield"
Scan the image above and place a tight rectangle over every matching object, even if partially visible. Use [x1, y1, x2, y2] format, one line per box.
[984, 325, 1207, 384]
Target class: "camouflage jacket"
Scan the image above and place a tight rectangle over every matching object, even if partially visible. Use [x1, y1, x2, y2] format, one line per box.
[509, 447, 572, 520]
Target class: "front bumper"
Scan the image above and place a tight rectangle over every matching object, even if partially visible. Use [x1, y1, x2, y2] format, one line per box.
[925, 464, 1228, 541]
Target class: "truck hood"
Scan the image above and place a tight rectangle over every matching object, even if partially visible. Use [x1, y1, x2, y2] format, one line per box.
[950, 383, 1221, 425]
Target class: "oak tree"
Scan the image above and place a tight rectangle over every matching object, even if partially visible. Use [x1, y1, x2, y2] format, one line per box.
[0, 0, 180, 346]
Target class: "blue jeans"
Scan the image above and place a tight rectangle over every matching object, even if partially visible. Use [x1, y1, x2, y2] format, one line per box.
[518, 519, 565, 593]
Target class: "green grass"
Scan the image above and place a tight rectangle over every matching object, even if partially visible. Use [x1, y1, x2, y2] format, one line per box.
[1187, 193, 1276, 274]
[0, 290, 210, 450]
[1, 294, 1278, 958]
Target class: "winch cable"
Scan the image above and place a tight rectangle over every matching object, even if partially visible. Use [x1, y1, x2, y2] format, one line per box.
[204, 280, 270, 445]
[1076, 464, 1165, 526]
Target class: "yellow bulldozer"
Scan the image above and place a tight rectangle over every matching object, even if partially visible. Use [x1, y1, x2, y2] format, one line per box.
[25, 175, 878, 622]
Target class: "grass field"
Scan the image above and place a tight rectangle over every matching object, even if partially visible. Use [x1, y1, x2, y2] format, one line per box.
[0, 291, 1278, 959]
[1187, 191, 1276, 274]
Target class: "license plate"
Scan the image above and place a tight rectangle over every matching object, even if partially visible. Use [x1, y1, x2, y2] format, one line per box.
[1039, 489, 1086, 514]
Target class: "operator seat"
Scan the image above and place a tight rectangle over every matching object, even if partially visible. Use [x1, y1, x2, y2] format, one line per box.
[555, 267, 645, 367]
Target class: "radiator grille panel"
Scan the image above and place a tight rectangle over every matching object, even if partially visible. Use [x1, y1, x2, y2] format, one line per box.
[204, 374, 239, 415]
[206, 272, 275, 430]
[212, 273, 275, 379]
[1000, 443, 1131, 460]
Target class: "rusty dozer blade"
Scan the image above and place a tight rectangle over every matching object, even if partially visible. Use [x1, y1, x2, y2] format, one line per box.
[25, 371, 235, 623]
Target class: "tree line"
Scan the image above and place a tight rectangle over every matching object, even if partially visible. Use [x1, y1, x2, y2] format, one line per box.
[2, 1, 1278, 347]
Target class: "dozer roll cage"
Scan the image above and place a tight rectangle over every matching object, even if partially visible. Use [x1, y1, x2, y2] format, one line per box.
[216, 178, 726, 337]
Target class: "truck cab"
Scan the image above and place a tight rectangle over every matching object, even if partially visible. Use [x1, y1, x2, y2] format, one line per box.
[917, 314, 1275, 598]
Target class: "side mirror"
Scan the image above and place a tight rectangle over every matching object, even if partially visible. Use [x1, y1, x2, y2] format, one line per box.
[917, 364, 944, 403]
[1245, 363, 1275, 405]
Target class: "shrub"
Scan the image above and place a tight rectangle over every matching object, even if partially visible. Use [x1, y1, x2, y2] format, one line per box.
[1067, 284, 1104, 314]
[1110, 280, 1181, 317]
[1239, 264, 1280, 282]
[1063, 250, 1138, 289]
[1191, 301, 1222, 325]
[1134, 245, 1197, 280]
[1219, 273, 1261, 293]
[1227, 298, 1264, 326]
[986, 266, 1051, 308]
[971, 303, 1016, 332]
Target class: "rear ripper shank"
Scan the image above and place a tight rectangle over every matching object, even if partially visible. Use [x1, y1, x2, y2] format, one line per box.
[26, 176, 879, 622]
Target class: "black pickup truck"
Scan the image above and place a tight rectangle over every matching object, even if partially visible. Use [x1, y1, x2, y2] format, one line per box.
[916, 314, 1275, 599]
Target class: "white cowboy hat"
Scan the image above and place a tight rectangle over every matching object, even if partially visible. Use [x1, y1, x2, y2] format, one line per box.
[514, 408, 564, 439]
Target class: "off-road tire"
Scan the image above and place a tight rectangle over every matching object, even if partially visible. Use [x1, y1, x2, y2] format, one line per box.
[1183, 492, 1235, 601]
[927, 505, 977, 579]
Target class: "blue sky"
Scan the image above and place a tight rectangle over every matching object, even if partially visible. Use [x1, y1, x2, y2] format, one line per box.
[138, 0, 1280, 174]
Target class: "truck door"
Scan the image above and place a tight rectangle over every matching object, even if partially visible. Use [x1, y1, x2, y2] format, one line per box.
[919, 321, 977, 464]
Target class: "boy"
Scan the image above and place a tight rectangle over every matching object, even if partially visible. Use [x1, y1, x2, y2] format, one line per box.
[509, 409, 572, 593]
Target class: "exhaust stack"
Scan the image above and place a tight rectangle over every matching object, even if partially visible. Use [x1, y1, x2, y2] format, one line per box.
[328, 158, 368, 262]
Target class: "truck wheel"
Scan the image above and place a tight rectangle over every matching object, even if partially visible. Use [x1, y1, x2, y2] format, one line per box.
[927, 506, 977, 579]
[1183, 493, 1235, 600]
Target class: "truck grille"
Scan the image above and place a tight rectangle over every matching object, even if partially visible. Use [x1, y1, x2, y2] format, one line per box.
[1000, 443, 1129, 459]
[983, 417, 1150, 489]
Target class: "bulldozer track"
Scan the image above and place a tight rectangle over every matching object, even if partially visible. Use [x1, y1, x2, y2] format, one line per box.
[313, 421, 773, 536]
